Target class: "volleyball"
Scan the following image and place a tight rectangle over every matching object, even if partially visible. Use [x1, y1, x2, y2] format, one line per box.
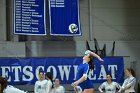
[74, 86, 82, 93]
[69, 23, 78, 33]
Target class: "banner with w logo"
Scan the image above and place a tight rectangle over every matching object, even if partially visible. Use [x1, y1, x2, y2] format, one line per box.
[49, 0, 81, 36]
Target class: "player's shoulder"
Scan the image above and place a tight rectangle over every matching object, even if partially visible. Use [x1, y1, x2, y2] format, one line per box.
[83, 63, 88, 66]
[130, 76, 136, 81]
[131, 76, 136, 79]
[44, 79, 48, 82]
[47, 80, 52, 85]
[35, 80, 39, 83]
[35, 80, 45, 83]
[112, 81, 119, 84]
[102, 81, 107, 85]
[60, 85, 65, 89]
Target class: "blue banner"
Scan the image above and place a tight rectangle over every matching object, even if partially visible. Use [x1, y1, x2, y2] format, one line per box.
[49, 0, 81, 36]
[14, 0, 47, 35]
[0, 57, 124, 85]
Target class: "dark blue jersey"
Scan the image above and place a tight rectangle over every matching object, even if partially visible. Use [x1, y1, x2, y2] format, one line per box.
[76, 63, 89, 80]
[76, 62, 94, 90]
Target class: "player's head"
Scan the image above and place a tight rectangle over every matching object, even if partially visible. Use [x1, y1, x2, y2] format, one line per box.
[83, 53, 94, 70]
[46, 72, 53, 88]
[39, 71, 45, 80]
[125, 68, 135, 77]
[55, 78, 60, 87]
[46, 72, 53, 80]
[0, 76, 8, 92]
[83, 54, 91, 61]
[106, 74, 112, 82]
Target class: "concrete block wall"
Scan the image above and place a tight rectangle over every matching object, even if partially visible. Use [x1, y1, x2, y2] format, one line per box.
[0, 0, 6, 41]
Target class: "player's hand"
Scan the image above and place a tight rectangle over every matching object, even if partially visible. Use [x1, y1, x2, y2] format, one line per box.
[71, 81, 79, 87]
[85, 50, 91, 55]
[98, 58, 104, 62]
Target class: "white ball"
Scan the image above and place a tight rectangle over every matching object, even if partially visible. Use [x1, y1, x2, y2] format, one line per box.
[69, 23, 78, 33]
[74, 86, 82, 93]
[85, 50, 91, 55]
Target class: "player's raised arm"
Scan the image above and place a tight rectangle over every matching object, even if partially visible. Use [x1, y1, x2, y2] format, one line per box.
[85, 50, 104, 62]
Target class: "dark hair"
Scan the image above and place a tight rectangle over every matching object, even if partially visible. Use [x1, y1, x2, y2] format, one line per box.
[46, 72, 53, 88]
[126, 68, 135, 77]
[39, 69, 44, 74]
[0, 76, 8, 93]
[88, 55, 94, 70]
[107, 74, 112, 78]
[39, 71, 44, 75]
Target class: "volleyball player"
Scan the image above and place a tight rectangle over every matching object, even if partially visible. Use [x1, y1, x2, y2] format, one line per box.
[118, 68, 136, 93]
[45, 72, 53, 93]
[71, 50, 104, 93]
[0, 76, 27, 93]
[98, 74, 121, 93]
[34, 71, 48, 93]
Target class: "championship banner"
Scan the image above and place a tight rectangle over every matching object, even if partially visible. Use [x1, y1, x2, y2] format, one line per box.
[14, 0, 47, 35]
[49, 0, 81, 36]
[0, 57, 124, 85]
